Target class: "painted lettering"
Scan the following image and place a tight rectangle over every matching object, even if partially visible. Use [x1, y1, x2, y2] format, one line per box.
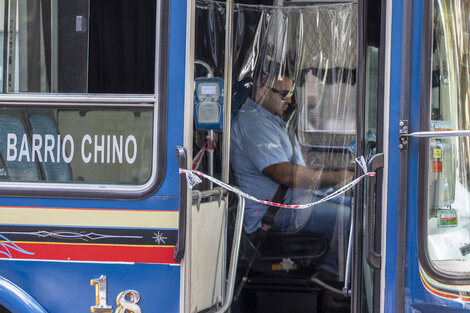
[7, 133, 17, 161]
[5, 134, 137, 165]
[125, 135, 137, 164]
[81, 135, 92, 163]
[44, 134, 55, 162]
[18, 134, 30, 162]
[62, 135, 74, 163]
[31, 134, 43, 162]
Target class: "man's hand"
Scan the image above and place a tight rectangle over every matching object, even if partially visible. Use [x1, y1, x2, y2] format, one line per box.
[323, 169, 354, 187]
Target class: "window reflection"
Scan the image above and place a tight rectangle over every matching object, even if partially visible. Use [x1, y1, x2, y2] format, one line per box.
[427, 0, 470, 272]
[0, 0, 156, 94]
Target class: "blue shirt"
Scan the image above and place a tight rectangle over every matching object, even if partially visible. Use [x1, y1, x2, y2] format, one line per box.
[230, 98, 306, 233]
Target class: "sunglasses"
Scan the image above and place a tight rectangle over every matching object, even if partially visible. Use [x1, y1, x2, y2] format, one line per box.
[269, 87, 292, 99]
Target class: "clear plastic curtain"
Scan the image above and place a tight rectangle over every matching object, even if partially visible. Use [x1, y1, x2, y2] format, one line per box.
[195, 0, 357, 159]
[195, 0, 357, 278]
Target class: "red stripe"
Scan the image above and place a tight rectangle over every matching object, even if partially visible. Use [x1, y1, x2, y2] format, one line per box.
[441, 218, 457, 222]
[2, 242, 178, 264]
[420, 268, 470, 301]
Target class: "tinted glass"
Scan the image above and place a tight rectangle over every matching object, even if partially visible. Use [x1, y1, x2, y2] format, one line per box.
[0, 0, 155, 94]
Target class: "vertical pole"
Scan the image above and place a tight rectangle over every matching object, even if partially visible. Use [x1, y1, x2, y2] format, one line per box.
[5, 0, 17, 92]
[50, 0, 58, 92]
[221, 0, 234, 306]
[221, 0, 233, 184]
[182, 0, 195, 310]
[208, 130, 214, 189]
[3, 0, 10, 92]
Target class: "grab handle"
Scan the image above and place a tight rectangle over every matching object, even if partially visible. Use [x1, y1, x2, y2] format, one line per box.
[174, 146, 187, 261]
[365, 153, 384, 269]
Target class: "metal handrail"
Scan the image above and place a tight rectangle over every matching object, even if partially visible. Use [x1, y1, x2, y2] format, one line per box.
[0, 94, 155, 104]
[192, 188, 225, 211]
[212, 192, 245, 313]
[194, 60, 214, 78]
[343, 203, 354, 297]
[404, 130, 470, 138]
[192, 187, 225, 201]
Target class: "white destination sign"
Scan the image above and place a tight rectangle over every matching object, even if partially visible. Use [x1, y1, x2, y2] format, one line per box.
[6, 133, 137, 164]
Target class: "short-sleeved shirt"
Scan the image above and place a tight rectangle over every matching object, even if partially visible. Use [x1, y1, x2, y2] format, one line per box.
[230, 98, 306, 233]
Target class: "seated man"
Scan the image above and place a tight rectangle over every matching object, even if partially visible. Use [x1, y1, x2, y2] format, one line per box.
[230, 71, 353, 273]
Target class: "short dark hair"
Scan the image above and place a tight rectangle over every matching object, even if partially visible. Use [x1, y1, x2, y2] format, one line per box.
[255, 60, 291, 88]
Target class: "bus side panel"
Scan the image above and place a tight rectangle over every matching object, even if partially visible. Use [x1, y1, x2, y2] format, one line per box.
[0, 261, 180, 313]
[0, 0, 188, 310]
[155, 0, 188, 198]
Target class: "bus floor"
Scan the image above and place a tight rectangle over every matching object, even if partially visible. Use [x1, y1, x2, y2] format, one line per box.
[231, 273, 350, 313]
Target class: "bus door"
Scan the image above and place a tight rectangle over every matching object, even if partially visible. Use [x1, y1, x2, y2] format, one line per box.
[183, 0, 386, 312]
[0, 0, 187, 312]
[350, 1, 387, 313]
[389, 0, 470, 312]
[180, 1, 239, 311]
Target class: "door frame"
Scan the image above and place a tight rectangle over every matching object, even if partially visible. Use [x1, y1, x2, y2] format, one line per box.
[351, 0, 391, 312]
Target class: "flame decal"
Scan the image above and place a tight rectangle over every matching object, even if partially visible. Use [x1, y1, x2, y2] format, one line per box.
[0, 234, 35, 258]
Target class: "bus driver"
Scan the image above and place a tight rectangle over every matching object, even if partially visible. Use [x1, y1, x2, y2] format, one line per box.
[230, 71, 353, 274]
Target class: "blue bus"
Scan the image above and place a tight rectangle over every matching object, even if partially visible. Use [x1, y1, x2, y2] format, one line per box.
[0, 0, 468, 312]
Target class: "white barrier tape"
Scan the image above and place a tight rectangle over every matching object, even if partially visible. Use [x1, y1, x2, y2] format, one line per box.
[180, 158, 375, 210]
[356, 156, 368, 175]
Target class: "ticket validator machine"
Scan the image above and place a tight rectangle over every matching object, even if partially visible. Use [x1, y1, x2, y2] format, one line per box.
[193, 60, 224, 188]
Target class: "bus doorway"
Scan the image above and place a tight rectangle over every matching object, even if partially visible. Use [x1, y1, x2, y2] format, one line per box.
[183, 0, 385, 312]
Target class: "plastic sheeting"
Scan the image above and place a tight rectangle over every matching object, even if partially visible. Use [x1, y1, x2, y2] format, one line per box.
[195, 0, 357, 278]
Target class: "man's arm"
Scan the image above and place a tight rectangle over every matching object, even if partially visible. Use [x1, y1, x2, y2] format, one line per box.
[262, 162, 353, 189]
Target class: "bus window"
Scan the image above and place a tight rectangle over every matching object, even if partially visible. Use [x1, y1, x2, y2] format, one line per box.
[0, 0, 156, 94]
[425, 0, 470, 273]
[0, 0, 165, 196]
[0, 107, 152, 184]
[57, 108, 153, 184]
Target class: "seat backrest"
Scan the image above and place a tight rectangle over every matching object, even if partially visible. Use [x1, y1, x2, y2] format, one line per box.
[257, 231, 328, 261]
[231, 77, 253, 118]
[28, 114, 72, 181]
[0, 114, 39, 181]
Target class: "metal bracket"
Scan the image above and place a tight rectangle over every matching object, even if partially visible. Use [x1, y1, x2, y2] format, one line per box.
[399, 120, 409, 150]
[193, 190, 202, 211]
[215, 187, 224, 206]
[191, 188, 226, 211]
